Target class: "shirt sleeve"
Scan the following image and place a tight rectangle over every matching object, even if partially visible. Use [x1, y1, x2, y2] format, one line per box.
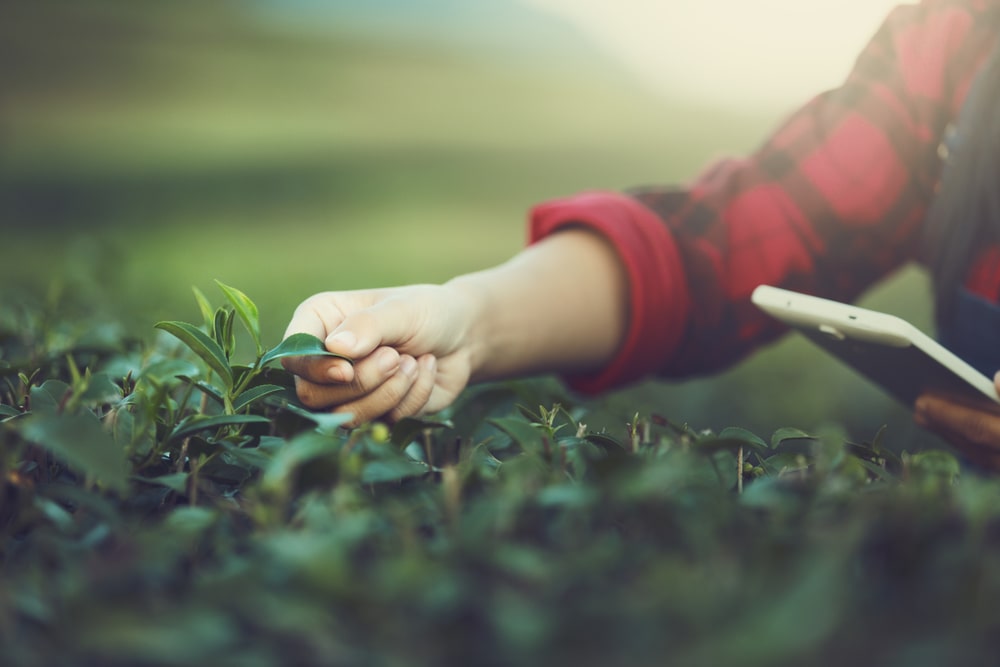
[529, 0, 1000, 394]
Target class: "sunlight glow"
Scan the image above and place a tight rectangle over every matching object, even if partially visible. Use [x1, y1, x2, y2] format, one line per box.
[521, 0, 906, 111]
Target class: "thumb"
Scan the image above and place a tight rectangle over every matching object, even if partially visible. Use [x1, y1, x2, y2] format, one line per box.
[324, 298, 421, 359]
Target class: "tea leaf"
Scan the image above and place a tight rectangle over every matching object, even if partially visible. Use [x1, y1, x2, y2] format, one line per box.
[168, 413, 270, 442]
[718, 426, 769, 450]
[0, 404, 22, 418]
[771, 427, 816, 449]
[213, 307, 236, 360]
[176, 375, 226, 407]
[278, 401, 355, 435]
[155, 320, 233, 390]
[360, 458, 429, 484]
[16, 411, 127, 493]
[191, 286, 214, 331]
[233, 384, 286, 412]
[390, 415, 455, 447]
[215, 280, 262, 353]
[489, 416, 546, 453]
[135, 472, 189, 495]
[258, 333, 351, 368]
[260, 431, 340, 491]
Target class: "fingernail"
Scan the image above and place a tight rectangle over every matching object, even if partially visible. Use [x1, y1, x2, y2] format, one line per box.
[327, 363, 350, 382]
[400, 356, 418, 377]
[327, 330, 357, 352]
[378, 350, 399, 374]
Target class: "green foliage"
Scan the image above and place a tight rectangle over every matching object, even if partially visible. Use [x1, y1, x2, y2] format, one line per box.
[3, 285, 1000, 666]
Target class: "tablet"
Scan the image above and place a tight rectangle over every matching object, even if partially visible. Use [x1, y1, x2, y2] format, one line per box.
[751, 285, 1000, 411]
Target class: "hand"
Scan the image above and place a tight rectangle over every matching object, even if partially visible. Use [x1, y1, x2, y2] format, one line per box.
[914, 373, 1000, 470]
[281, 284, 477, 427]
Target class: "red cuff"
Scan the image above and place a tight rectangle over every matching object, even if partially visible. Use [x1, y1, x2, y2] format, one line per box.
[529, 191, 690, 394]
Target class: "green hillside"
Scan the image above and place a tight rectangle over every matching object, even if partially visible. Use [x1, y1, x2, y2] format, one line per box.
[1, 1, 935, 438]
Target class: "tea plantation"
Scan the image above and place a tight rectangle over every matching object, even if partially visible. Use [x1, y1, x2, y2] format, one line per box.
[3, 284, 1000, 667]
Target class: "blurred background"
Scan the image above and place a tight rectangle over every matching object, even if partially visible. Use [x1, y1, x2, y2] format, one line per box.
[2, 0, 941, 445]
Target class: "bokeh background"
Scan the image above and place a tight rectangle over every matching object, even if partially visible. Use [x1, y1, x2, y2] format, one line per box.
[2, 0, 942, 446]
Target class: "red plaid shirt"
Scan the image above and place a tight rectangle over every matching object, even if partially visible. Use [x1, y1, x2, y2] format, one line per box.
[529, 0, 1000, 394]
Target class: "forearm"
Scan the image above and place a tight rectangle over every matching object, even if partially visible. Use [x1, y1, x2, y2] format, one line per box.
[447, 227, 629, 383]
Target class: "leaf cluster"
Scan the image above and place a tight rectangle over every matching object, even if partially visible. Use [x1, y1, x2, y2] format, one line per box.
[1, 285, 999, 667]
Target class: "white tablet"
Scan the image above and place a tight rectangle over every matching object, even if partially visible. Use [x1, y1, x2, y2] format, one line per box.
[751, 285, 1000, 411]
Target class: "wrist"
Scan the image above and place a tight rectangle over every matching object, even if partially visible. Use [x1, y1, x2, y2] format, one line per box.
[443, 272, 495, 383]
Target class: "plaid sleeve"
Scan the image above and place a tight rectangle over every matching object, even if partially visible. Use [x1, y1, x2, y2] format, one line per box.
[530, 0, 1000, 393]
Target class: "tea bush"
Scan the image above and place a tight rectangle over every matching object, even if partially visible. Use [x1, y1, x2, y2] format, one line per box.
[3, 284, 1000, 667]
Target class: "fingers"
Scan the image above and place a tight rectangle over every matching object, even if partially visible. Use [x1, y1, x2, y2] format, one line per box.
[295, 346, 402, 410]
[322, 297, 425, 361]
[282, 354, 356, 386]
[333, 355, 438, 428]
[915, 394, 1000, 469]
[281, 295, 357, 384]
[282, 292, 424, 386]
[386, 354, 438, 422]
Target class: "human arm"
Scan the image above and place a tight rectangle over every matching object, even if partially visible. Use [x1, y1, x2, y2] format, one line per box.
[281, 227, 628, 426]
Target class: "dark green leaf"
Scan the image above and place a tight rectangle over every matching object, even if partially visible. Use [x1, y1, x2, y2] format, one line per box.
[260, 432, 340, 491]
[233, 384, 286, 412]
[134, 472, 189, 494]
[390, 415, 455, 447]
[219, 440, 273, 470]
[719, 426, 770, 450]
[258, 333, 351, 369]
[213, 307, 236, 360]
[168, 414, 270, 443]
[15, 411, 127, 492]
[856, 458, 898, 482]
[0, 404, 21, 418]
[697, 436, 770, 455]
[176, 375, 226, 407]
[360, 458, 429, 484]
[155, 320, 233, 390]
[584, 433, 625, 452]
[771, 427, 816, 449]
[278, 401, 354, 434]
[489, 417, 546, 454]
[215, 280, 262, 353]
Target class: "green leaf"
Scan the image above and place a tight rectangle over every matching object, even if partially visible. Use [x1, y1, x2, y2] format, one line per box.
[696, 437, 770, 455]
[489, 416, 546, 454]
[215, 280, 262, 353]
[191, 286, 215, 331]
[278, 401, 354, 435]
[135, 472, 189, 494]
[260, 432, 340, 491]
[15, 411, 127, 492]
[213, 307, 236, 360]
[29, 380, 70, 414]
[771, 427, 816, 449]
[856, 458, 898, 482]
[390, 415, 455, 447]
[258, 333, 350, 369]
[233, 384, 286, 412]
[360, 458, 429, 484]
[155, 320, 233, 390]
[0, 404, 21, 418]
[168, 414, 270, 443]
[909, 450, 960, 480]
[719, 426, 770, 450]
[176, 375, 226, 407]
